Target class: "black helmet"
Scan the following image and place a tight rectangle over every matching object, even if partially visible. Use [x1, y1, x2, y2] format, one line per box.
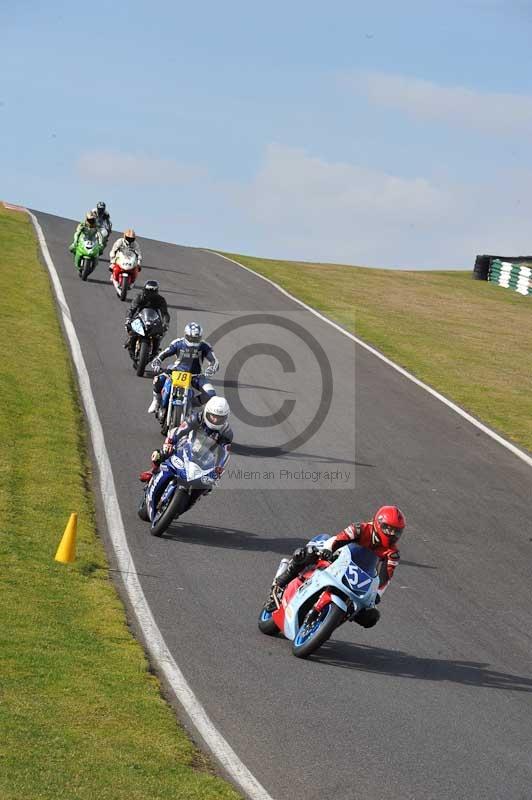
[96, 201, 106, 213]
[144, 280, 159, 294]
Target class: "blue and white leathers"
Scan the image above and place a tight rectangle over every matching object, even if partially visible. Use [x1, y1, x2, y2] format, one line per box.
[281, 541, 380, 642]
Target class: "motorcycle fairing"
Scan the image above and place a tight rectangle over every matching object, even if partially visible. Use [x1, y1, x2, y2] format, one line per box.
[278, 546, 379, 641]
[145, 437, 221, 521]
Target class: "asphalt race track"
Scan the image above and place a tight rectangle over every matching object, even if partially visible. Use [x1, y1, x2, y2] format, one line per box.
[35, 210, 532, 800]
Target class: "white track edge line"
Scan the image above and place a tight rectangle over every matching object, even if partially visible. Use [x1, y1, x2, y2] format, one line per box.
[209, 250, 532, 470]
[24, 208, 276, 800]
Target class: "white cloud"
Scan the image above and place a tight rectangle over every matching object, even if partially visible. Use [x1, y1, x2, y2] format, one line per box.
[349, 72, 532, 135]
[230, 144, 532, 268]
[76, 150, 204, 186]
[246, 144, 446, 222]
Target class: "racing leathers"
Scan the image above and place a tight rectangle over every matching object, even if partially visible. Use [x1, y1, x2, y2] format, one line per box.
[110, 236, 142, 265]
[124, 290, 170, 350]
[139, 411, 233, 506]
[272, 521, 401, 628]
[150, 338, 219, 410]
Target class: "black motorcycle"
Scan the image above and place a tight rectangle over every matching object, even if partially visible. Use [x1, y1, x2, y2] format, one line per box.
[128, 308, 166, 377]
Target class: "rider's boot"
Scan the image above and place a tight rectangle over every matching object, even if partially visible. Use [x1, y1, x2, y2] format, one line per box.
[352, 608, 380, 628]
[274, 546, 313, 589]
[148, 392, 161, 414]
[263, 557, 291, 611]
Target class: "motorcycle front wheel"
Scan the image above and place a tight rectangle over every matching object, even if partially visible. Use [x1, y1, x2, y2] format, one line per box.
[137, 494, 149, 521]
[292, 603, 345, 659]
[81, 258, 94, 281]
[150, 487, 190, 537]
[258, 607, 279, 636]
[120, 276, 128, 301]
[136, 339, 150, 377]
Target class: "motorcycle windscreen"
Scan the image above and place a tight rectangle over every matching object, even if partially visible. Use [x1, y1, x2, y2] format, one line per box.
[139, 308, 162, 324]
[346, 543, 379, 576]
[187, 429, 224, 469]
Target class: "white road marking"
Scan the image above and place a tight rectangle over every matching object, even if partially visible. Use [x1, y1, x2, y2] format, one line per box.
[211, 251, 532, 470]
[23, 207, 276, 800]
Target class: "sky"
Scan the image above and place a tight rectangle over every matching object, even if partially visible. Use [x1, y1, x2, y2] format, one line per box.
[2, 0, 532, 269]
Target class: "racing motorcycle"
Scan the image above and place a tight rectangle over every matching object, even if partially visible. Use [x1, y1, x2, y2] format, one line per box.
[74, 233, 102, 281]
[154, 366, 201, 435]
[128, 308, 166, 377]
[258, 535, 380, 659]
[138, 429, 225, 537]
[111, 249, 139, 301]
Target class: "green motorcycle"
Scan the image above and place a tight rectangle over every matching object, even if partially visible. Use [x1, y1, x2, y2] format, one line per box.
[73, 233, 102, 281]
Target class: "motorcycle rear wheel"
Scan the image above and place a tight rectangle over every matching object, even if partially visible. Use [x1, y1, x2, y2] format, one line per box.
[292, 603, 345, 659]
[136, 339, 151, 377]
[150, 487, 190, 537]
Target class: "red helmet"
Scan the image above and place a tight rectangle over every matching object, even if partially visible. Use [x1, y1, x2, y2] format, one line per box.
[372, 506, 405, 548]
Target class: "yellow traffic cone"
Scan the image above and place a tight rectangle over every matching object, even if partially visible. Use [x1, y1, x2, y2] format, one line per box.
[55, 513, 78, 564]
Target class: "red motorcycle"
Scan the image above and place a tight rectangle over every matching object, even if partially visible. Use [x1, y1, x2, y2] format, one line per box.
[110, 250, 140, 301]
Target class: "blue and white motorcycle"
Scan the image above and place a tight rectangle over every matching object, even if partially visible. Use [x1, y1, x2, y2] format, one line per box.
[258, 535, 380, 658]
[138, 429, 225, 537]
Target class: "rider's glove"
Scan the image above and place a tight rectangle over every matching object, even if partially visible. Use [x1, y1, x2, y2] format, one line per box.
[151, 356, 162, 374]
[318, 548, 334, 562]
[151, 449, 162, 463]
[162, 440, 173, 455]
[204, 365, 216, 377]
[125, 321, 132, 332]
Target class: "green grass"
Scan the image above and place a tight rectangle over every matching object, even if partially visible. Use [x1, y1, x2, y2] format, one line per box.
[0, 205, 241, 800]
[222, 251, 532, 453]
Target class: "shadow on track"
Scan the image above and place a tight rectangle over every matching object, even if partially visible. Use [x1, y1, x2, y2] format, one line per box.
[160, 524, 435, 570]
[166, 303, 220, 313]
[211, 378, 295, 395]
[86, 277, 115, 287]
[161, 521, 304, 554]
[141, 265, 188, 275]
[309, 641, 532, 693]
[229, 442, 365, 465]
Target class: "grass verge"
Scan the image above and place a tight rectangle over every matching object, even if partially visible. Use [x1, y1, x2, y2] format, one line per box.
[0, 204, 241, 800]
[222, 251, 532, 454]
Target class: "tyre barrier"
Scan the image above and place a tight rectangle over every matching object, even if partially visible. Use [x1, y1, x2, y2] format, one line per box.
[473, 254, 532, 296]
[488, 259, 532, 296]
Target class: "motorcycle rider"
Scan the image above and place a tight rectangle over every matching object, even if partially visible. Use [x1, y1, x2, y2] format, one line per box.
[139, 396, 233, 508]
[268, 506, 406, 628]
[148, 321, 219, 414]
[109, 228, 142, 284]
[69, 211, 103, 268]
[124, 280, 170, 352]
[92, 201, 112, 237]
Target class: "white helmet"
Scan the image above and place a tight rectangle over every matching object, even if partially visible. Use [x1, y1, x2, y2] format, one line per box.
[184, 321, 203, 346]
[204, 396, 230, 431]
